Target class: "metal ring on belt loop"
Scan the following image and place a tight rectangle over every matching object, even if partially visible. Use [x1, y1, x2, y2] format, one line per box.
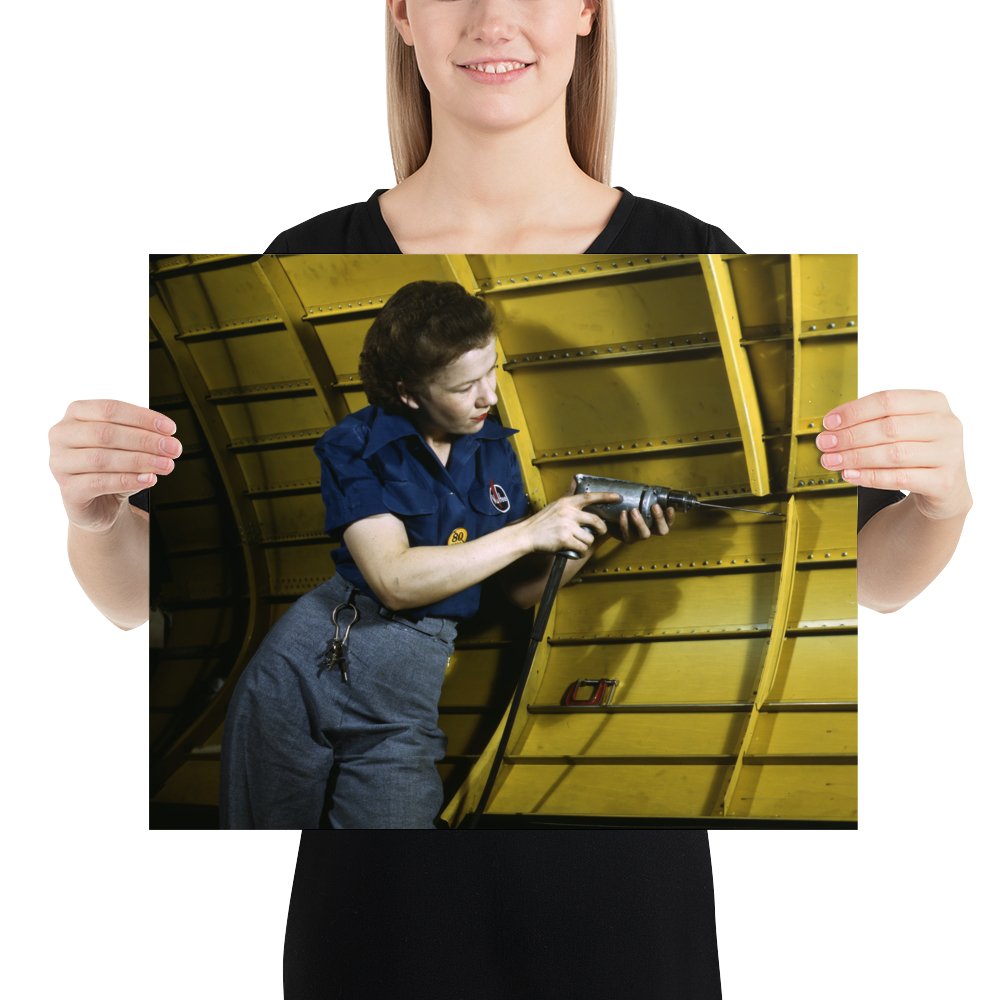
[331, 596, 360, 645]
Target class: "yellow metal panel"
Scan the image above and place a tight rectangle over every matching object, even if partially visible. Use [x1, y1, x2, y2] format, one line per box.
[275, 254, 457, 311]
[555, 572, 780, 638]
[749, 713, 857, 755]
[788, 566, 858, 626]
[793, 492, 858, 556]
[788, 255, 858, 492]
[240, 447, 325, 497]
[313, 315, 379, 382]
[798, 338, 859, 427]
[156, 268, 282, 335]
[487, 764, 726, 818]
[584, 507, 786, 574]
[510, 356, 738, 455]
[727, 764, 856, 820]
[517, 713, 748, 757]
[796, 254, 858, 326]
[213, 394, 330, 443]
[185, 333, 310, 389]
[769, 635, 858, 702]
[534, 639, 769, 705]
[481, 263, 715, 354]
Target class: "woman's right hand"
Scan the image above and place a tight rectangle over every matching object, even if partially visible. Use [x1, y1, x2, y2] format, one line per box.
[520, 489, 620, 555]
[48, 400, 182, 532]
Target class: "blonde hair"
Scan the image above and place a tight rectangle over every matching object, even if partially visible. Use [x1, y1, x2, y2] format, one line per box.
[385, 1, 616, 184]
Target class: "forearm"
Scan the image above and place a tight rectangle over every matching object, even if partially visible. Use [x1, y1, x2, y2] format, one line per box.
[368, 521, 535, 610]
[67, 505, 150, 629]
[858, 490, 972, 613]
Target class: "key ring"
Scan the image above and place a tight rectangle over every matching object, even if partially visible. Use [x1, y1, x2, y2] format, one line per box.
[331, 599, 359, 644]
[320, 589, 360, 682]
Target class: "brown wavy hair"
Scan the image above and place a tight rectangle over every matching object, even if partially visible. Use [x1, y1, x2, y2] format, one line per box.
[385, 0, 616, 183]
[359, 281, 495, 415]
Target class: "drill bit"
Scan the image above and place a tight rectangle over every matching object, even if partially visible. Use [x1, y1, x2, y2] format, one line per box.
[689, 499, 785, 518]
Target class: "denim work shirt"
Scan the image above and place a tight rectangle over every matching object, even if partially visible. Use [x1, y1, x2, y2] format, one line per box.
[315, 405, 532, 620]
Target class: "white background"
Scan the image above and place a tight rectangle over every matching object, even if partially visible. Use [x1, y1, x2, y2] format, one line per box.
[4, 2, 998, 997]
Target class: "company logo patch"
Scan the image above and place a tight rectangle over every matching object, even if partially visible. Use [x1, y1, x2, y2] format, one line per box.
[448, 528, 468, 545]
[489, 481, 511, 513]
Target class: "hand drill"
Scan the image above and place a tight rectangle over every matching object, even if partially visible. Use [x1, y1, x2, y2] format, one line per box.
[562, 473, 782, 557]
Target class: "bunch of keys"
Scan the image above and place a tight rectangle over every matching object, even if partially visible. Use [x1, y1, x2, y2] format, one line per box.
[322, 597, 359, 683]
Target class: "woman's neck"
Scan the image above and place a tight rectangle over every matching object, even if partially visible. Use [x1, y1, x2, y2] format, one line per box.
[379, 106, 620, 254]
[421, 432, 452, 469]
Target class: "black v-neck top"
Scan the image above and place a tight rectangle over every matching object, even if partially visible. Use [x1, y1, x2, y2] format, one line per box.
[265, 187, 742, 255]
[268, 195, 899, 1000]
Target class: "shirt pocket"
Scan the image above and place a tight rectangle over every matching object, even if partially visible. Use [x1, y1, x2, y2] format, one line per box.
[380, 480, 439, 518]
[381, 480, 442, 548]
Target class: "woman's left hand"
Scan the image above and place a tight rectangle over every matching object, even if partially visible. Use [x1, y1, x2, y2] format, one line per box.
[617, 503, 675, 542]
[816, 389, 971, 520]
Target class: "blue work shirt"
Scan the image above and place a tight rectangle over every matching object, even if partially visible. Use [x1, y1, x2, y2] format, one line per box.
[315, 405, 532, 621]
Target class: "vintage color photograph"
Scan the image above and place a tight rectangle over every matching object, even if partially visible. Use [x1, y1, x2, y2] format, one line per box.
[149, 252, 859, 830]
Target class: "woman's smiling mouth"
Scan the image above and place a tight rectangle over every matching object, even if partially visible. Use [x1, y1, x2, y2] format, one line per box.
[462, 60, 529, 74]
[458, 60, 533, 82]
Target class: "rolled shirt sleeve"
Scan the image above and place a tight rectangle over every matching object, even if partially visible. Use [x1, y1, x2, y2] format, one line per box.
[315, 424, 390, 540]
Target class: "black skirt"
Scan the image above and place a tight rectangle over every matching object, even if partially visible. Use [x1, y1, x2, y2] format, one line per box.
[284, 829, 721, 999]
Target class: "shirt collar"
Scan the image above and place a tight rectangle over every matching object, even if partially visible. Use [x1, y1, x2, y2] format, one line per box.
[362, 406, 517, 459]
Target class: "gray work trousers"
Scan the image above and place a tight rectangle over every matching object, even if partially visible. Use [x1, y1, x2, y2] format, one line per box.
[220, 575, 457, 829]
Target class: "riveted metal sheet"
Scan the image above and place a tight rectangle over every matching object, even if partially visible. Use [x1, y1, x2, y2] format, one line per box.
[156, 268, 283, 338]
[788, 255, 858, 492]
[797, 254, 858, 327]
[488, 268, 715, 354]
[313, 315, 380, 385]
[279, 254, 458, 312]
[589, 505, 786, 573]
[554, 567, 780, 638]
[468, 254, 703, 292]
[512, 354, 737, 455]
[151, 254, 253, 274]
[793, 491, 857, 554]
